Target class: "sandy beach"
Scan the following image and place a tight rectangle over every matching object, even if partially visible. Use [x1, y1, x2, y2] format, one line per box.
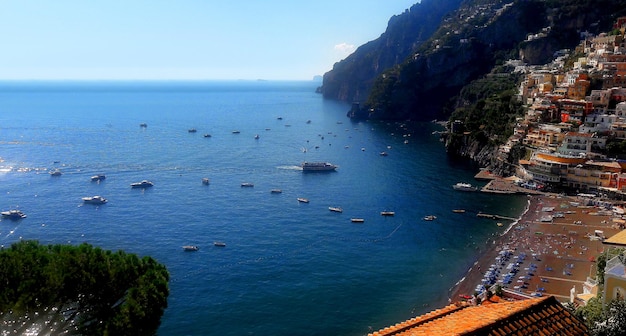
[449, 191, 622, 302]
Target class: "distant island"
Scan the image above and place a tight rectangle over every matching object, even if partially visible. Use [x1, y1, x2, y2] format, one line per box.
[0, 240, 169, 335]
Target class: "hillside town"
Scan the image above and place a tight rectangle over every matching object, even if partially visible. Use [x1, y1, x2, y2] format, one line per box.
[495, 17, 626, 198]
[368, 18, 626, 336]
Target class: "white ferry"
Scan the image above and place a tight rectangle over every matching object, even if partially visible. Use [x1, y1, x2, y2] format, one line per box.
[301, 162, 337, 172]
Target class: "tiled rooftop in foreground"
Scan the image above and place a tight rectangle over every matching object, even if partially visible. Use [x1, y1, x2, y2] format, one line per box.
[369, 296, 588, 336]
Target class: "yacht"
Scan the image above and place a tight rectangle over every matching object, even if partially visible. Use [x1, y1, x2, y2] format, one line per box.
[301, 162, 337, 172]
[131, 180, 154, 188]
[453, 182, 478, 192]
[1, 210, 27, 220]
[91, 174, 106, 181]
[329, 207, 343, 213]
[182, 245, 199, 252]
[297, 198, 309, 203]
[82, 195, 108, 204]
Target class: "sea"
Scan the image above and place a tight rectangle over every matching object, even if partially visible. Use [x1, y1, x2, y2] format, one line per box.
[0, 80, 528, 336]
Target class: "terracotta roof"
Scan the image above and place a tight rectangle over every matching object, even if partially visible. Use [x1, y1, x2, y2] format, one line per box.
[369, 296, 589, 336]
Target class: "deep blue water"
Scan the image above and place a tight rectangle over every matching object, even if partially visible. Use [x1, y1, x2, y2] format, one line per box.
[0, 81, 527, 335]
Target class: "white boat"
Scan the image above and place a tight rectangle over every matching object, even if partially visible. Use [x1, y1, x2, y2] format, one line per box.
[453, 182, 478, 192]
[254, 134, 260, 139]
[241, 182, 254, 187]
[202, 178, 210, 185]
[351, 218, 365, 223]
[91, 174, 106, 181]
[203, 134, 212, 138]
[49, 169, 62, 176]
[214, 241, 226, 247]
[182, 245, 199, 251]
[82, 195, 108, 204]
[1, 210, 27, 219]
[329, 207, 343, 213]
[232, 130, 241, 134]
[131, 180, 154, 188]
[270, 189, 282, 194]
[381, 211, 395, 216]
[423, 215, 437, 221]
[297, 198, 309, 203]
[301, 162, 337, 172]
[188, 128, 197, 133]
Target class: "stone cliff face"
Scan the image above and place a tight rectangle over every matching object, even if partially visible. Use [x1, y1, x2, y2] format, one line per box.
[332, 0, 625, 122]
[318, 0, 464, 103]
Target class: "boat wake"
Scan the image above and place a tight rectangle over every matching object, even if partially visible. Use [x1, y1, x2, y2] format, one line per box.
[276, 165, 302, 171]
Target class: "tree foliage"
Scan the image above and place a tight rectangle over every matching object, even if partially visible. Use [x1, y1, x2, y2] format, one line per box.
[0, 240, 169, 335]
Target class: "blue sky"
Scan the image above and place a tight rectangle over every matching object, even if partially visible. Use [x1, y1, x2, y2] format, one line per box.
[0, 1, 418, 80]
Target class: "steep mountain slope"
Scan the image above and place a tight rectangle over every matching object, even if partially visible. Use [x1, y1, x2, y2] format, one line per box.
[318, 0, 463, 103]
[337, 0, 625, 121]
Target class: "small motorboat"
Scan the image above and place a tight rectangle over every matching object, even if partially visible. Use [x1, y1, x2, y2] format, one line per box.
[351, 218, 365, 223]
[254, 134, 260, 139]
[241, 182, 254, 187]
[381, 211, 395, 216]
[297, 198, 309, 203]
[91, 174, 106, 182]
[379, 152, 388, 156]
[423, 215, 437, 221]
[182, 245, 199, 252]
[188, 128, 197, 133]
[49, 169, 62, 176]
[202, 178, 210, 185]
[131, 180, 154, 188]
[232, 130, 241, 134]
[203, 134, 212, 138]
[1, 210, 27, 220]
[139, 123, 147, 128]
[82, 195, 108, 205]
[329, 207, 343, 213]
[270, 189, 282, 194]
[214, 242, 226, 247]
[452, 209, 466, 213]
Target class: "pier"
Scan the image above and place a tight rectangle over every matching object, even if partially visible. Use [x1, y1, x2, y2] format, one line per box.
[476, 212, 518, 221]
[480, 178, 543, 195]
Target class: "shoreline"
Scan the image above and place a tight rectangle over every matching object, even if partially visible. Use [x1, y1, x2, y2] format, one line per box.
[448, 191, 621, 303]
[447, 196, 533, 297]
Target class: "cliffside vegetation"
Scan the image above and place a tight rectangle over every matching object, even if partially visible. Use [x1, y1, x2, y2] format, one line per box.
[0, 240, 169, 335]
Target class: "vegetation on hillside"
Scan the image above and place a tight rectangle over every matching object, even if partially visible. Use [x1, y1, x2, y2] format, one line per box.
[0, 240, 169, 335]
[446, 69, 525, 147]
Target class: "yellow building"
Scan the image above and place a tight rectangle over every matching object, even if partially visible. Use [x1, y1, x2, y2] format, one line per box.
[602, 254, 626, 304]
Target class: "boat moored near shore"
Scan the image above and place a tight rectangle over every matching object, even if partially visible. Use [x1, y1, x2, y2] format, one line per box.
[453, 182, 478, 191]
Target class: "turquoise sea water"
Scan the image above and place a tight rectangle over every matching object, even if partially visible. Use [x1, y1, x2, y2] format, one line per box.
[0, 81, 527, 335]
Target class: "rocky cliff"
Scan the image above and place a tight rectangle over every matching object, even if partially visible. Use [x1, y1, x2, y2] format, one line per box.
[318, 0, 463, 103]
[329, 0, 625, 122]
